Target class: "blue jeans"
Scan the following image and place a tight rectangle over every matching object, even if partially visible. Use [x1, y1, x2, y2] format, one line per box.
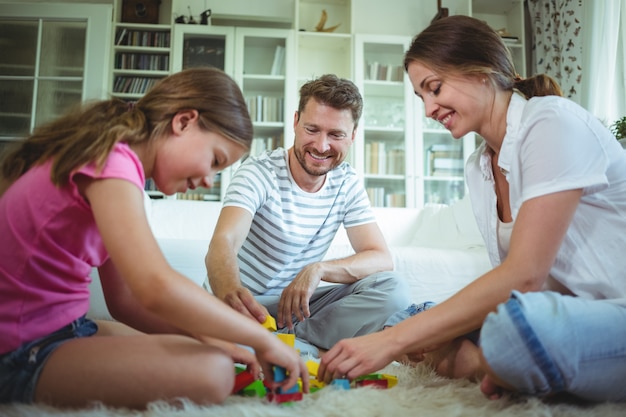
[481, 291, 626, 402]
[0, 316, 98, 404]
[383, 301, 436, 328]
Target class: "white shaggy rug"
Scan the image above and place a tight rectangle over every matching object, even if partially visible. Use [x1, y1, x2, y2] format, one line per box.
[1, 362, 624, 417]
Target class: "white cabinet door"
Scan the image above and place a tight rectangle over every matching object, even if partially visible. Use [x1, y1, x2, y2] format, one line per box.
[0, 2, 112, 141]
[354, 34, 417, 208]
[169, 24, 236, 202]
[234, 27, 296, 155]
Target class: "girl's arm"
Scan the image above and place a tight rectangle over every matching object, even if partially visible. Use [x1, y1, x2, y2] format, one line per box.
[85, 177, 308, 391]
[83, 179, 282, 349]
[98, 259, 184, 334]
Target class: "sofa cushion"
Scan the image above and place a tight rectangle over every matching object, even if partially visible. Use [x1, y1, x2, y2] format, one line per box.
[411, 196, 484, 249]
[392, 246, 490, 303]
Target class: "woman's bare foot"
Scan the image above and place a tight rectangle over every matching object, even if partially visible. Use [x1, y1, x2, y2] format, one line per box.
[478, 348, 515, 399]
[480, 374, 504, 400]
[425, 338, 483, 381]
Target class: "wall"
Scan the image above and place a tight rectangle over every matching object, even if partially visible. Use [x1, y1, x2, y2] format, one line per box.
[352, 0, 437, 37]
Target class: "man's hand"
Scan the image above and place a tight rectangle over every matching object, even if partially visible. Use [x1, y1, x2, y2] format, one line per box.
[277, 262, 323, 328]
[220, 285, 269, 324]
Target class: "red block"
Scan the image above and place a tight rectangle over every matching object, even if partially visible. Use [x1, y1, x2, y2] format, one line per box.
[267, 392, 303, 403]
[355, 379, 388, 389]
[232, 370, 256, 394]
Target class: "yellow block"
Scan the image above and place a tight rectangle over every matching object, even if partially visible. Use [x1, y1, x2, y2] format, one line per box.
[309, 379, 326, 389]
[276, 333, 295, 347]
[261, 315, 277, 332]
[381, 374, 398, 388]
[305, 360, 319, 377]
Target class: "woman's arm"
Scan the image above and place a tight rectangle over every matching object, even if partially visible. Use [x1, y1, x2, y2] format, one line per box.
[318, 188, 583, 381]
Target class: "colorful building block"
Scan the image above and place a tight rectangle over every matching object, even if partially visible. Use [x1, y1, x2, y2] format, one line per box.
[273, 365, 299, 394]
[381, 373, 398, 388]
[267, 392, 303, 404]
[242, 380, 267, 397]
[232, 369, 256, 394]
[261, 315, 277, 331]
[305, 359, 319, 377]
[330, 378, 351, 390]
[355, 379, 388, 389]
[276, 333, 295, 347]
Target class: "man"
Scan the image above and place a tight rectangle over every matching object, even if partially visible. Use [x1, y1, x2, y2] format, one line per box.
[206, 74, 410, 354]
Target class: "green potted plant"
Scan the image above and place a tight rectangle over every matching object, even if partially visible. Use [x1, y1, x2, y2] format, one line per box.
[610, 116, 626, 148]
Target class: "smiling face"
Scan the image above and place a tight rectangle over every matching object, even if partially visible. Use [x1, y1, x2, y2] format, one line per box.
[407, 61, 492, 139]
[291, 98, 355, 182]
[150, 111, 247, 195]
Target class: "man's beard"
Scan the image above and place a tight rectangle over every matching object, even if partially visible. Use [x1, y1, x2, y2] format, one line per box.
[294, 146, 337, 176]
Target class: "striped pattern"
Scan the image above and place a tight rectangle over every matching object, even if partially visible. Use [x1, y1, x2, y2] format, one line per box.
[224, 148, 374, 295]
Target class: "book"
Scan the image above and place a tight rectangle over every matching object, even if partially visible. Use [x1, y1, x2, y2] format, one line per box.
[115, 28, 127, 46]
[270, 45, 285, 76]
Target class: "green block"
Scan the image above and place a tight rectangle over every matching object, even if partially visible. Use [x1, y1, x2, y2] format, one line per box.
[242, 380, 267, 397]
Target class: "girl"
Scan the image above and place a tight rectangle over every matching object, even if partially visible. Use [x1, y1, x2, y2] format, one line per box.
[0, 67, 308, 408]
[319, 16, 626, 402]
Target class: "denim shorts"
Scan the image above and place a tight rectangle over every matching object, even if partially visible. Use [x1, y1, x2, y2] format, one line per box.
[0, 316, 98, 404]
[481, 291, 626, 402]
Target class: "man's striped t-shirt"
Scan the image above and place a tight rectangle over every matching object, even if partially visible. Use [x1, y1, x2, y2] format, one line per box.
[223, 148, 375, 295]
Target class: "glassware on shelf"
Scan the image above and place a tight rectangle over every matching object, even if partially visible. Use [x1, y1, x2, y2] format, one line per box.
[364, 97, 404, 129]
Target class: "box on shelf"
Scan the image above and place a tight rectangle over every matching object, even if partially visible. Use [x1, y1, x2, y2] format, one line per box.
[121, 0, 161, 24]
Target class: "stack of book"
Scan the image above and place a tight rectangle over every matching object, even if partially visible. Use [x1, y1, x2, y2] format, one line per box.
[425, 144, 463, 177]
[365, 61, 404, 82]
[246, 95, 284, 123]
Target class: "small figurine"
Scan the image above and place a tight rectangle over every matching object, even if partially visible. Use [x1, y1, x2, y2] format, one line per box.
[200, 9, 212, 25]
[315, 9, 341, 33]
[187, 6, 196, 24]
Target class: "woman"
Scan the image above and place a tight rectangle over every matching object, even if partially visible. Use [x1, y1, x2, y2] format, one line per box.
[0, 67, 308, 408]
[318, 16, 626, 402]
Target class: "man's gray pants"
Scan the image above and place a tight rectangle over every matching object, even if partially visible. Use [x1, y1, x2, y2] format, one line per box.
[255, 271, 412, 350]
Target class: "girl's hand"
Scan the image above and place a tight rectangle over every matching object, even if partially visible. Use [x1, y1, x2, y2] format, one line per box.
[225, 344, 262, 380]
[196, 337, 262, 379]
[255, 335, 310, 394]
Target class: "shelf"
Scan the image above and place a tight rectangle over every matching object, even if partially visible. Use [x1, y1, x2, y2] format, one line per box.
[113, 69, 170, 76]
[363, 127, 405, 134]
[297, 0, 351, 34]
[364, 174, 405, 181]
[110, 0, 525, 208]
[296, 32, 352, 81]
[115, 45, 170, 53]
[109, 1, 173, 106]
[242, 74, 286, 90]
[472, 0, 527, 76]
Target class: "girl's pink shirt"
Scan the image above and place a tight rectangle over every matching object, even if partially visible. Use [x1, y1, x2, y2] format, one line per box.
[0, 143, 144, 354]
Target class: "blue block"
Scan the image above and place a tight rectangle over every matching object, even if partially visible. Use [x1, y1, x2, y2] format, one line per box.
[331, 379, 351, 390]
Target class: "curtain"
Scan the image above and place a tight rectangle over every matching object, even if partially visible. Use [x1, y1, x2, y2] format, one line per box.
[527, 0, 584, 102]
[579, 1, 625, 127]
[529, 0, 625, 126]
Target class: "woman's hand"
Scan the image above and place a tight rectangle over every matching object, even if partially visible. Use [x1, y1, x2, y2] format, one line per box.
[317, 331, 398, 384]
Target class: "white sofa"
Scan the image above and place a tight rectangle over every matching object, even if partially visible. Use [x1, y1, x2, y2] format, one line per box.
[88, 195, 491, 320]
